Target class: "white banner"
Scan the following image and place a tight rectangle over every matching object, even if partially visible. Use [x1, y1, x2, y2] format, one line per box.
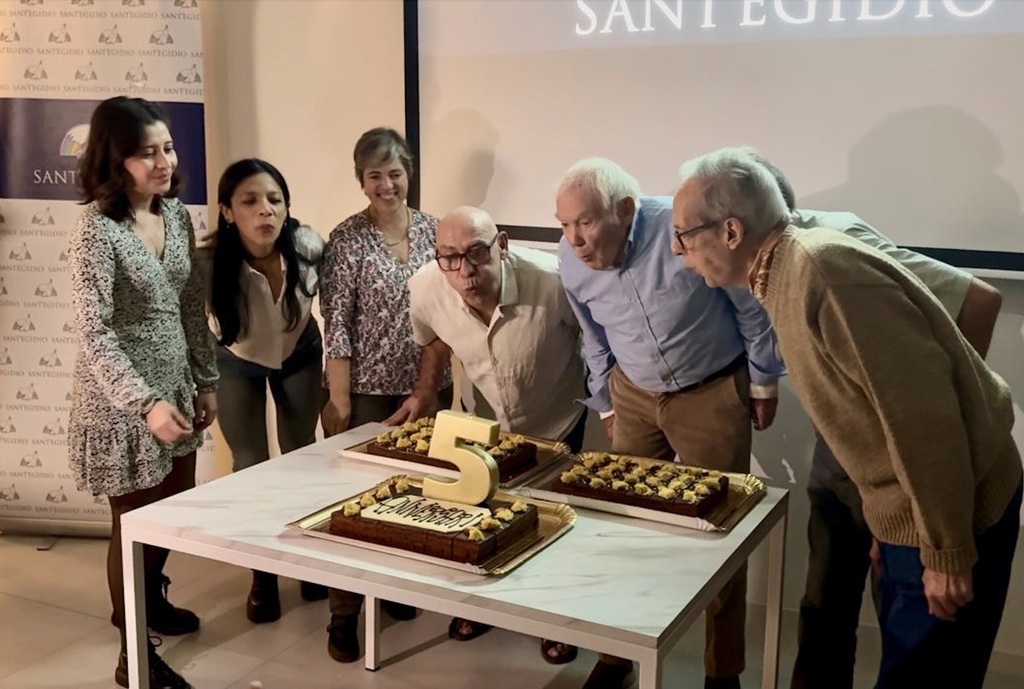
[0, 0, 212, 535]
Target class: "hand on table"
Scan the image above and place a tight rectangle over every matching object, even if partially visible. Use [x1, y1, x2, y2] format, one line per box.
[383, 390, 439, 426]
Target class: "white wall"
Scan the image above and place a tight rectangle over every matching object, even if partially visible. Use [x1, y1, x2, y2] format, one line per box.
[201, 0, 406, 235]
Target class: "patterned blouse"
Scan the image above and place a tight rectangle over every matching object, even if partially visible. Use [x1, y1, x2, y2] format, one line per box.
[67, 198, 217, 497]
[321, 208, 452, 395]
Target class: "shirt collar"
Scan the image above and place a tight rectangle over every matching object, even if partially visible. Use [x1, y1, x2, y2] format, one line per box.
[619, 202, 642, 268]
[749, 227, 787, 303]
[449, 252, 518, 323]
[497, 252, 519, 307]
[241, 253, 287, 278]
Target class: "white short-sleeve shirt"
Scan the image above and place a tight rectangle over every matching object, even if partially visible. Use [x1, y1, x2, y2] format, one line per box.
[409, 245, 586, 441]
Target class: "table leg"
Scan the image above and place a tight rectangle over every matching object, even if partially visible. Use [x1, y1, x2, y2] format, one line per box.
[636, 648, 662, 689]
[121, 535, 148, 688]
[761, 513, 787, 689]
[364, 595, 380, 671]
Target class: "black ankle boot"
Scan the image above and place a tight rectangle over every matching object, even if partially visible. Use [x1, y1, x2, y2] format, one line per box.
[326, 613, 360, 663]
[114, 637, 193, 689]
[146, 574, 200, 636]
[382, 600, 417, 621]
[300, 580, 328, 601]
[246, 570, 281, 624]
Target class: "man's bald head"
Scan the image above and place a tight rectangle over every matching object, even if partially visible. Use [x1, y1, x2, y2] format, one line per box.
[437, 206, 498, 251]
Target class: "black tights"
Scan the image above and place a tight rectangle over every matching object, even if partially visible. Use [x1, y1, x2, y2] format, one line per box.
[106, 453, 196, 639]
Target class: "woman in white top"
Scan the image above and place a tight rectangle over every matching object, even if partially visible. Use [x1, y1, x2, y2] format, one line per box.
[207, 159, 327, 624]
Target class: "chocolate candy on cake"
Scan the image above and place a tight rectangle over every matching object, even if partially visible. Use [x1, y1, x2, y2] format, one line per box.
[365, 417, 538, 483]
[329, 476, 539, 565]
[551, 453, 729, 518]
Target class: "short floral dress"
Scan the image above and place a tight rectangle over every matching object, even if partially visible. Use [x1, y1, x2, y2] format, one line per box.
[67, 198, 218, 497]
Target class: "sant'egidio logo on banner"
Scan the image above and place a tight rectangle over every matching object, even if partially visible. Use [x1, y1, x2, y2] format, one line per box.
[60, 125, 89, 158]
[0, 94, 207, 205]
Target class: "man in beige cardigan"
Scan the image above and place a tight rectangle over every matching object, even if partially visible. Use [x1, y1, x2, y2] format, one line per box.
[670, 146, 1021, 689]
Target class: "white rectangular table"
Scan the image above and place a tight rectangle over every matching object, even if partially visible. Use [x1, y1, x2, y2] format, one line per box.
[121, 425, 788, 689]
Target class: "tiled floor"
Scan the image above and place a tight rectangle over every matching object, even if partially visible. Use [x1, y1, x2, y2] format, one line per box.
[0, 534, 1021, 689]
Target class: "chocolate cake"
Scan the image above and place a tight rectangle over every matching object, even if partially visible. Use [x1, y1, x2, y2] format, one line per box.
[550, 453, 729, 518]
[328, 476, 540, 565]
[365, 417, 538, 483]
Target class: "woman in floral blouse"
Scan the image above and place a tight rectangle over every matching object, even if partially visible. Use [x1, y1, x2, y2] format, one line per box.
[319, 127, 452, 663]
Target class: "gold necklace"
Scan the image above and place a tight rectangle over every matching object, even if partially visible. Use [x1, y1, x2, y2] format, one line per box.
[370, 206, 411, 247]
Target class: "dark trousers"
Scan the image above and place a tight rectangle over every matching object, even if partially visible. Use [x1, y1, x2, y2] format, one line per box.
[108, 453, 196, 641]
[562, 410, 587, 454]
[875, 483, 1021, 689]
[328, 386, 454, 617]
[215, 319, 323, 471]
[791, 438, 874, 689]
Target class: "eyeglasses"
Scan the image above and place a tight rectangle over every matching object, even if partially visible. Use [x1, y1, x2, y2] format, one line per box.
[435, 235, 499, 272]
[672, 219, 721, 255]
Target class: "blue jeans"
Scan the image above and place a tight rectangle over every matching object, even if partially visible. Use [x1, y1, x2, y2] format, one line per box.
[875, 483, 1021, 689]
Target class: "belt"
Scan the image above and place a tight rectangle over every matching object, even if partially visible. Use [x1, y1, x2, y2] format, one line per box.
[676, 354, 747, 394]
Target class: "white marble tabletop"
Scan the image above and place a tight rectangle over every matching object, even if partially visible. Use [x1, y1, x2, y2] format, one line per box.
[121, 425, 788, 652]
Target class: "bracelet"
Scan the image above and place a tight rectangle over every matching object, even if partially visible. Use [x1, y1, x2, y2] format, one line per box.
[141, 397, 161, 416]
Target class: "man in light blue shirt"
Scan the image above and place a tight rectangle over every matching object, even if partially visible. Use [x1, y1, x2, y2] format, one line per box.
[555, 158, 785, 689]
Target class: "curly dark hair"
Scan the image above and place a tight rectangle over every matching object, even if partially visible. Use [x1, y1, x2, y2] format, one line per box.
[77, 96, 182, 221]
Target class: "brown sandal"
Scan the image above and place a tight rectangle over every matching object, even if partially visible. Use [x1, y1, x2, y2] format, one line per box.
[541, 638, 578, 665]
[447, 617, 492, 641]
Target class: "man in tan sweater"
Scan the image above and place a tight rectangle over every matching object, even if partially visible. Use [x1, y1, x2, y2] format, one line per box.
[670, 146, 1021, 689]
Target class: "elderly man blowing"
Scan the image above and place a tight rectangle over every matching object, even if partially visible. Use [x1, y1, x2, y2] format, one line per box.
[556, 158, 785, 689]
[390, 205, 586, 665]
[756, 157, 1004, 689]
[672, 146, 1021, 689]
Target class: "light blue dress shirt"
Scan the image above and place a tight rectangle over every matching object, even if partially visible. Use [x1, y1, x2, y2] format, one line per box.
[558, 195, 785, 414]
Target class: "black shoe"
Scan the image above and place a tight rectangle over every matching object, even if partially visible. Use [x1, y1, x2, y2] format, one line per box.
[581, 660, 634, 689]
[147, 575, 200, 636]
[705, 677, 741, 689]
[246, 571, 281, 624]
[114, 638, 193, 689]
[326, 613, 360, 663]
[382, 600, 417, 621]
[300, 581, 328, 602]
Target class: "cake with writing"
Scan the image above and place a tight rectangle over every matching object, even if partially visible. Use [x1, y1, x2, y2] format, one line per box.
[365, 417, 538, 483]
[551, 452, 729, 518]
[328, 475, 540, 565]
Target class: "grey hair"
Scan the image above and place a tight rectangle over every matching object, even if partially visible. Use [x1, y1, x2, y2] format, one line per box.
[752, 155, 797, 212]
[557, 157, 641, 215]
[678, 147, 790, 238]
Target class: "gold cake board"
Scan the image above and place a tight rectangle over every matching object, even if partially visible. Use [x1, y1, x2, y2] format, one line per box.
[519, 452, 768, 533]
[289, 477, 576, 576]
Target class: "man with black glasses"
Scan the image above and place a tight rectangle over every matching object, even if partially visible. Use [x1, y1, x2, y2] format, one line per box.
[391, 204, 585, 663]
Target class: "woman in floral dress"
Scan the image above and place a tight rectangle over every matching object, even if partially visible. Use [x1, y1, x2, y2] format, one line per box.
[68, 96, 217, 689]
